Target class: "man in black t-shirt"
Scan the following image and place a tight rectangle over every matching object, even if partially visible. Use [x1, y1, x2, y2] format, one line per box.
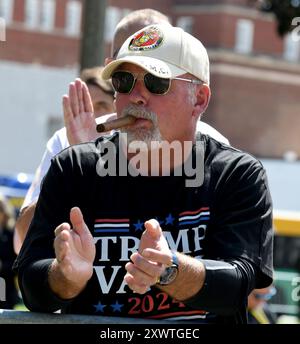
[14, 24, 273, 323]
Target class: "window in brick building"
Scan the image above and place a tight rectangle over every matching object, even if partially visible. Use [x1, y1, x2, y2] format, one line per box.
[0, 17, 5, 41]
[235, 19, 254, 54]
[176, 16, 193, 34]
[25, 0, 56, 31]
[0, 0, 14, 24]
[65, 0, 82, 36]
[104, 6, 123, 43]
[25, 0, 39, 28]
[283, 32, 300, 62]
[40, 0, 56, 31]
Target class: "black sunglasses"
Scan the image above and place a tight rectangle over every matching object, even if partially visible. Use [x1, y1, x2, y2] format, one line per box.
[111, 71, 203, 95]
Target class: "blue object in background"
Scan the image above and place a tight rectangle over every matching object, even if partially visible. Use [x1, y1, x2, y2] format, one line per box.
[0, 173, 33, 216]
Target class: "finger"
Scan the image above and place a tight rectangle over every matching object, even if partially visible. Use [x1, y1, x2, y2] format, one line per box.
[54, 246, 73, 277]
[54, 233, 70, 262]
[75, 78, 84, 114]
[69, 207, 90, 237]
[130, 252, 164, 278]
[143, 219, 162, 240]
[125, 261, 157, 286]
[63, 95, 73, 125]
[82, 81, 94, 113]
[141, 248, 173, 266]
[124, 274, 149, 294]
[54, 222, 71, 237]
[69, 82, 79, 116]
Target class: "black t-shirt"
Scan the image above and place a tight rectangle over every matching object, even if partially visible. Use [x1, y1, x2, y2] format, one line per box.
[15, 133, 273, 322]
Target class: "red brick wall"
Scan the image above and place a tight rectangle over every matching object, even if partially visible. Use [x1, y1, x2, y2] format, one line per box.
[187, 13, 226, 48]
[3, 0, 172, 67]
[1, 0, 80, 66]
[2, 0, 299, 159]
[55, 0, 69, 29]
[12, 0, 79, 27]
[1, 29, 79, 66]
[218, 13, 237, 49]
[174, 0, 250, 5]
[4, 1, 284, 67]
[206, 70, 300, 158]
[109, 0, 172, 15]
[13, 0, 25, 22]
[175, 11, 283, 56]
[253, 18, 283, 57]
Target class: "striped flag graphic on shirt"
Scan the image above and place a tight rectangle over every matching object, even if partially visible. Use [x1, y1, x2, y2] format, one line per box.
[94, 218, 130, 233]
[178, 207, 210, 227]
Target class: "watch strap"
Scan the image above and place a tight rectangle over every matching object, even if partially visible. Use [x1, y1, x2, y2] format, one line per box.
[156, 251, 179, 285]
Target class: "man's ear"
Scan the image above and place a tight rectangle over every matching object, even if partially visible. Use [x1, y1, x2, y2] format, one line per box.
[192, 84, 211, 119]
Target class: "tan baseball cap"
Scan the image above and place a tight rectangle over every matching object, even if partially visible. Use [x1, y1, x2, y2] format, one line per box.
[102, 24, 210, 84]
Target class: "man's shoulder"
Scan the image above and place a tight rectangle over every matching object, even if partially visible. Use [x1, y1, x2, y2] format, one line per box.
[52, 139, 100, 169]
[197, 121, 229, 145]
[55, 132, 117, 163]
[203, 134, 264, 174]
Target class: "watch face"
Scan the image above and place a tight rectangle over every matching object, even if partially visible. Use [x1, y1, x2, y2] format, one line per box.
[159, 265, 178, 285]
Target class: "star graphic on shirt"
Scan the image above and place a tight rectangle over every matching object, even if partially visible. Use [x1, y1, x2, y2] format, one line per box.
[133, 219, 144, 232]
[165, 213, 175, 225]
[110, 300, 124, 312]
[93, 301, 106, 313]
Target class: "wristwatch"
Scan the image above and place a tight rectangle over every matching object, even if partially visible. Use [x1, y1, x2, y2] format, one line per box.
[157, 251, 179, 285]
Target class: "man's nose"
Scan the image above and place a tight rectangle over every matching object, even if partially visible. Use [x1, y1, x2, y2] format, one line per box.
[128, 79, 149, 106]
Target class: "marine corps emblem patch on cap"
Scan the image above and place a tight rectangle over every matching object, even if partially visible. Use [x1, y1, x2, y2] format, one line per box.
[129, 26, 163, 51]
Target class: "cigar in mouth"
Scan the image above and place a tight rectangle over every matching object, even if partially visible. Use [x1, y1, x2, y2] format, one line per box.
[96, 115, 136, 133]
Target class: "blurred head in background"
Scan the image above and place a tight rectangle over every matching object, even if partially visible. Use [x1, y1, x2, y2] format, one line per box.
[248, 286, 277, 310]
[80, 66, 115, 117]
[0, 194, 15, 232]
[247, 285, 277, 324]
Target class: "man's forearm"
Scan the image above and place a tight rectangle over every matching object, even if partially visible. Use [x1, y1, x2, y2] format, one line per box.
[18, 259, 72, 312]
[14, 203, 36, 254]
[165, 257, 256, 315]
[155, 254, 256, 316]
[48, 259, 90, 299]
[157, 252, 206, 301]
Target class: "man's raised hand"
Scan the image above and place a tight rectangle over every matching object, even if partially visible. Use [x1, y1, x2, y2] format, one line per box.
[63, 78, 98, 145]
[53, 207, 95, 287]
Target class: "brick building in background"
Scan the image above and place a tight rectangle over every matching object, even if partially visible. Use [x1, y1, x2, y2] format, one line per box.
[173, 0, 300, 159]
[0, 0, 299, 174]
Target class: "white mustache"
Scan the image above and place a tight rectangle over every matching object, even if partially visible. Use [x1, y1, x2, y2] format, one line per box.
[121, 105, 158, 125]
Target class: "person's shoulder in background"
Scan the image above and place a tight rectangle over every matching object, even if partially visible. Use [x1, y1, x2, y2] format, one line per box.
[197, 121, 229, 145]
